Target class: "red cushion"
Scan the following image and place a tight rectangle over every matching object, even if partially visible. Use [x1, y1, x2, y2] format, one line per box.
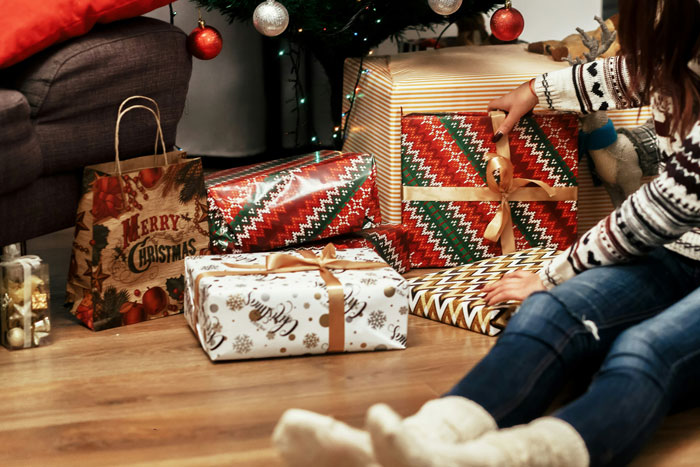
[0, 0, 173, 68]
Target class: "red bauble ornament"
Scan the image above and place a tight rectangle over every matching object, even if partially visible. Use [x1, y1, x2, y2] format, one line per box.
[187, 20, 223, 60]
[139, 167, 163, 188]
[490, 3, 525, 42]
[120, 302, 146, 325]
[142, 287, 168, 315]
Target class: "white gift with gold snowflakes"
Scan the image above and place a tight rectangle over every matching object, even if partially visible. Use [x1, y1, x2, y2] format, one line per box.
[184, 246, 410, 361]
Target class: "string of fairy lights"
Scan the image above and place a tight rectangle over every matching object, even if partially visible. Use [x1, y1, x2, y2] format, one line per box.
[257, 0, 389, 147]
[172, 0, 520, 148]
[250, 0, 464, 146]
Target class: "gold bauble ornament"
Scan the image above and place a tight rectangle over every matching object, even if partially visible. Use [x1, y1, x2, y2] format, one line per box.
[7, 327, 25, 349]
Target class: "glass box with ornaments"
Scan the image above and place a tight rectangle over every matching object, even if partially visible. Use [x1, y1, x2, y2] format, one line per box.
[0, 244, 51, 350]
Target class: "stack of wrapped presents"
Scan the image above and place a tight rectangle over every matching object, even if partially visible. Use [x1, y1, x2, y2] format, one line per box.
[2, 44, 653, 360]
[189, 150, 412, 360]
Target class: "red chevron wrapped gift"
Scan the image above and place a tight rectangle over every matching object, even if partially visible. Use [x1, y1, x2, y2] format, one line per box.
[288, 225, 411, 274]
[206, 151, 381, 253]
[402, 111, 578, 267]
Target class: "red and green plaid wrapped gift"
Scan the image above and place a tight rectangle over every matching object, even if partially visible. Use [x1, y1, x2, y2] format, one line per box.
[287, 225, 411, 274]
[206, 151, 381, 253]
[402, 111, 579, 268]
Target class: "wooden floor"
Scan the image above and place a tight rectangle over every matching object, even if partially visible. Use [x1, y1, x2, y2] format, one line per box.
[1, 229, 698, 466]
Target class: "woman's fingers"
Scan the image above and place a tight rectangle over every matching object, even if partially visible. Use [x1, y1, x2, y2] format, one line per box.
[483, 286, 521, 304]
[482, 271, 546, 305]
[495, 111, 521, 136]
[487, 80, 539, 137]
[484, 289, 523, 305]
[482, 278, 505, 292]
[482, 271, 531, 292]
[487, 95, 509, 111]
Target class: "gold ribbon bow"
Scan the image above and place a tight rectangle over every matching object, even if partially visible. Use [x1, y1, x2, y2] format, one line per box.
[402, 111, 577, 254]
[193, 244, 388, 353]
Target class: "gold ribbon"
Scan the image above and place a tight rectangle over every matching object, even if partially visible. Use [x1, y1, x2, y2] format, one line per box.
[193, 244, 388, 353]
[402, 111, 577, 254]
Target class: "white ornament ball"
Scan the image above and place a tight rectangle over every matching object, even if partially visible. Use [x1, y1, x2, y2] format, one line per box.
[428, 0, 463, 16]
[253, 0, 290, 37]
[7, 327, 25, 349]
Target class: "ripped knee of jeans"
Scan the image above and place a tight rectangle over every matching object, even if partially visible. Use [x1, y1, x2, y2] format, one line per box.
[509, 291, 600, 341]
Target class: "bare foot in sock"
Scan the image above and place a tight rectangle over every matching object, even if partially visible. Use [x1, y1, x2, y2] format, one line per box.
[367, 404, 589, 467]
[272, 408, 379, 467]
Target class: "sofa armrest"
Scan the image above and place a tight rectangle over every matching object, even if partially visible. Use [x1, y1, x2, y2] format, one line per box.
[0, 89, 42, 195]
[4, 16, 192, 175]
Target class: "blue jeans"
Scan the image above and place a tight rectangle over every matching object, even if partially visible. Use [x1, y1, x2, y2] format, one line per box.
[447, 247, 700, 466]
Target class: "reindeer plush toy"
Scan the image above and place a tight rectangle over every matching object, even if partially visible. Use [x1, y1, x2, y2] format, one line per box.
[534, 16, 660, 206]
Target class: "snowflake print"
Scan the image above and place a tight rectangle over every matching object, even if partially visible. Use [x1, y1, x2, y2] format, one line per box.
[398, 305, 408, 315]
[360, 277, 378, 286]
[266, 331, 276, 340]
[367, 310, 386, 329]
[303, 333, 320, 349]
[227, 294, 246, 311]
[233, 334, 253, 354]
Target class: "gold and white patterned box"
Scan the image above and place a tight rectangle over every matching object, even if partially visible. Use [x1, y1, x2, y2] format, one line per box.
[342, 44, 652, 231]
[408, 248, 561, 336]
[184, 245, 410, 361]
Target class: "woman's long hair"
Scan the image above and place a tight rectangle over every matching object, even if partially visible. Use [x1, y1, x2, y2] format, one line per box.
[618, 0, 700, 136]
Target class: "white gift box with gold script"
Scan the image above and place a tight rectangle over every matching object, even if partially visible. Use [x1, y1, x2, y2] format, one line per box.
[184, 245, 410, 361]
[342, 44, 652, 230]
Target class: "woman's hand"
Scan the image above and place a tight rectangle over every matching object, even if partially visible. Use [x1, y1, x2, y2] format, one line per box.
[482, 270, 545, 305]
[487, 80, 539, 139]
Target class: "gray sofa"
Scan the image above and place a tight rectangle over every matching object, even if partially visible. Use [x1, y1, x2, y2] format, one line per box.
[0, 17, 192, 246]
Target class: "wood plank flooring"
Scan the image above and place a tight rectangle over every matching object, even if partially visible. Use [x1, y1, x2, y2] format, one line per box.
[0, 229, 697, 466]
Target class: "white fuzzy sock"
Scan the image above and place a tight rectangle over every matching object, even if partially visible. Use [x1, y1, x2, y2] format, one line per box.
[367, 403, 589, 467]
[272, 409, 379, 467]
[403, 396, 497, 443]
[272, 398, 497, 467]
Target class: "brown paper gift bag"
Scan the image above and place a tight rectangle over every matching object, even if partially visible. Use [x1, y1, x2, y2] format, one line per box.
[65, 96, 209, 331]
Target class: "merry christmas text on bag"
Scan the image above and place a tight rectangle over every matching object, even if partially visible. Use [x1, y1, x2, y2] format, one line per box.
[66, 96, 209, 331]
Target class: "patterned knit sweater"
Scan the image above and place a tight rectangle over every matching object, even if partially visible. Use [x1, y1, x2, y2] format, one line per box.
[532, 56, 700, 288]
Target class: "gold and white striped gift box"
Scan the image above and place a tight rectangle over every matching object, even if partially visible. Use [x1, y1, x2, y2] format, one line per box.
[342, 44, 652, 233]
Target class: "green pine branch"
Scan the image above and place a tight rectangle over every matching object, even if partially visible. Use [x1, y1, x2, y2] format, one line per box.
[192, 0, 501, 141]
[93, 286, 130, 331]
[193, 0, 500, 58]
[176, 161, 205, 203]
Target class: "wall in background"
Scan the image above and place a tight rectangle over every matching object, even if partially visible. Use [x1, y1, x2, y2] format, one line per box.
[147, 5, 267, 157]
[149, 1, 603, 158]
[514, 0, 602, 43]
[375, 0, 603, 55]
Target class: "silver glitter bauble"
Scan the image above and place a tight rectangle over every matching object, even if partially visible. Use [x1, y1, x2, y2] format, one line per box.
[253, 0, 290, 37]
[428, 0, 463, 16]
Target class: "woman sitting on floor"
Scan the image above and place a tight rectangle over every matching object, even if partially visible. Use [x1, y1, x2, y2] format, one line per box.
[272, 0, 700, 465]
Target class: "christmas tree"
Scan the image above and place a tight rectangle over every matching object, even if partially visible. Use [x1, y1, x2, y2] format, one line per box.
[192, 0, 501, 142]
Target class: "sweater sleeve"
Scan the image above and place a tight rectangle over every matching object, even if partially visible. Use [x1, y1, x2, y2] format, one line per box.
[533, 56, 645, 114]
[538, 121, 700, 289]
